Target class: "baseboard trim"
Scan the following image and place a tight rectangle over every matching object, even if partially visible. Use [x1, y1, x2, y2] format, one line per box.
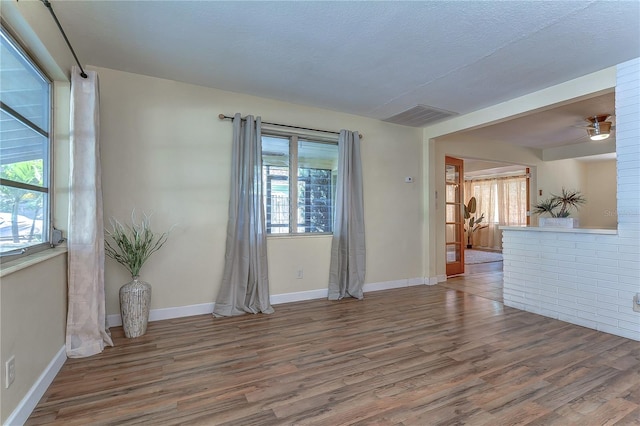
[108, 302, 215, 327]
[106, 277, 429, 326]
[427, 276, 440, 285]
[271, 288, 328, 305]
[5, 345, 66, 426]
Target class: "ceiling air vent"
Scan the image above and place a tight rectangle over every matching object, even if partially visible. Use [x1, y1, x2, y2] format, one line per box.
[383, 105, 457, 127]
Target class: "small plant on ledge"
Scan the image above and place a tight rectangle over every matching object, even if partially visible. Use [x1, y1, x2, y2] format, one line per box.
[533, 188, 586, 218]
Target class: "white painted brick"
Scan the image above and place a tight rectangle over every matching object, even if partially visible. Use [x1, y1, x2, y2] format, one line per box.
[541, 252, 576, 262]
[576, 306, 598, 318]
[597, 265, 623, 276]
[617, 268, 640, 279]
[597, 323, 640, 341]
[537, 271, 560, 281]
[594, 314, 619, 327]
[597, 294, 619, 305]
[577, 296, 607, 310]
[555, 279, 578, 290]
[579, 242, 614, 252]
[576, 270, 617, 282]
[618, 274, 640, 286]
[618, 319, 640, 333]
[601, 281, 640, 294]
[558, 286, 597, 300]
[593, 285, 620, 297]
[541, 264, 568, 274]
[559, 260, 595, 272]
[558, 247, 597, 258]
[595, 257, 620, 267]
[599, 308, 640, 324]
[568, 316, 598, 330]
[595, 250, 623, 260]
[539, 307, 564, 319]
[618, 260, 640, 271]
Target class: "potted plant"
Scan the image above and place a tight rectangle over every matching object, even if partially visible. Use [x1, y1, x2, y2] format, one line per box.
[104, 212, 170, 338]
[464, 196, 487, 248]
[533, 188, 586, 228]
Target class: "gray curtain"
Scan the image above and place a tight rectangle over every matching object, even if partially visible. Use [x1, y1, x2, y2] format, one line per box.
[328, 130, 366, 300]
[213, 113, 274, 316]
[66, 66, 114, 357]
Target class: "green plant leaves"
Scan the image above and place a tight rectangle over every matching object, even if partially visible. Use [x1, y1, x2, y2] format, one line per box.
[104, 213, 170, 277]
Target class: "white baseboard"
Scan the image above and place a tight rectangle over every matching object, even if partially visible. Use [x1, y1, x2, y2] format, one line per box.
[107, 277, 429, 327]
[426, 276, 440, 285]
[107, 302, 215, 327]
[5, 345, 66, 426]
[270, 288, 328, 305]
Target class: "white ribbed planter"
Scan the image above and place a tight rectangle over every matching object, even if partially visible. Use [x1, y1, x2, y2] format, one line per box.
[538, 217, 579, 228]
[119, 277, 152, 338]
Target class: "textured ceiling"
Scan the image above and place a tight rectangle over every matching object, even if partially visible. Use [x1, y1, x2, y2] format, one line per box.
[45, 0, 639, 149]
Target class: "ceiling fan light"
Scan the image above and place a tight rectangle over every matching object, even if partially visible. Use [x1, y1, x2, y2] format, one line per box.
[587, 119, 611, 141]
[589, 132, 610, 141]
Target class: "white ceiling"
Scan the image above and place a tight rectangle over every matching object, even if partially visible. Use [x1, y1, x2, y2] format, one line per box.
[47, 0, 639, 149]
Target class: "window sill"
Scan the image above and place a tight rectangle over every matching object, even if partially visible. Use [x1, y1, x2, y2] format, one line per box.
[267, 233, 333, 240]
[0, 245, 68, 278]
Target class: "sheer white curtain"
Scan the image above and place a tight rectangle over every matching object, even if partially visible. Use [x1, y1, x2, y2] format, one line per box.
[328, 130, 365, 300]
[465, 176, 527, 250]
[66, 66, 113, 358]
[213, 113, 274, 316]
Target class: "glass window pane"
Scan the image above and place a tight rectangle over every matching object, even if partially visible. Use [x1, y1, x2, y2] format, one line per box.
[0, 31, 50, 131]
[298, 140, 337, 233]
[0, 27, 50, 256]
[445, 165, 459, 184]
[0, 111, 47, 173]
[445, 224, 459, 243]
[262, 136, 290, 234]
[0, 186, 46, 253]
[446, 244, 460, 264]
[446, 204, 459, 223]
[446, 184, 460, 203]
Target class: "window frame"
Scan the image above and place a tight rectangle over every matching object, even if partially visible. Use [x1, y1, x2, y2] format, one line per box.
[0, 25, 53, 261]
[261, 130, 338, 236]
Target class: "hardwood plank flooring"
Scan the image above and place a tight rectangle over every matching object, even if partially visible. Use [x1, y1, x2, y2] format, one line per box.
[27, 273, 639, 425]
[442, 264, 504, 303]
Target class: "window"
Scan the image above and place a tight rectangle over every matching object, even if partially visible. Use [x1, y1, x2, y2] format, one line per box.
[0, 27, 51, 257]
[262, 134, 338, 234]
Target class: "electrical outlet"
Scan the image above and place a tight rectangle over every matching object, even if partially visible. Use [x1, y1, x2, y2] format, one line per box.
[5, 356, 15, 389]
[296, 268, 303, 279]
[633, 294, 640, 313]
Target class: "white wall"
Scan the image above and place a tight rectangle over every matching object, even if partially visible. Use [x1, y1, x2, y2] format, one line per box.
[96, 66, 425, 316]
[502, 58, 640, 341]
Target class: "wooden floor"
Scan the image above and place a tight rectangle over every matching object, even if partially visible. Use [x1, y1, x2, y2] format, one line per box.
[28, 273, 640, 425]
[443, 261, 504, 302]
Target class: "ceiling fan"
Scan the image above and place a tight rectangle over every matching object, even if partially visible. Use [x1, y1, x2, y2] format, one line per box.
[583, 114, 614, 141]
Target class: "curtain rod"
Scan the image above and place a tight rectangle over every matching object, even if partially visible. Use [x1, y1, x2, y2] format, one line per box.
[40, 0, 87, 79]
[218, 114, 363, 139]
